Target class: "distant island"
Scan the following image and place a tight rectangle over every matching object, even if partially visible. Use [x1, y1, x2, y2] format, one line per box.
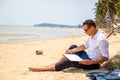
[34, 23, 82, 28]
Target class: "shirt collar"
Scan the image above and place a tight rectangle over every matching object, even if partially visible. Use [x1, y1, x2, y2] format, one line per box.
[90, 30, 100, 39]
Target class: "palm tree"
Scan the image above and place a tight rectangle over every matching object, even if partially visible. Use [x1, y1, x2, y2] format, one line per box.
[94, 0, 120, 38]
[94, 0, 120, 28]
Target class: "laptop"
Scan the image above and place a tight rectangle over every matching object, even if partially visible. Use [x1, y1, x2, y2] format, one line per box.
[63, 53, 83, 61]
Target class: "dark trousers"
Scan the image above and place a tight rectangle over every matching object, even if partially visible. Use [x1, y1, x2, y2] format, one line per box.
[55, 45, 100, 71]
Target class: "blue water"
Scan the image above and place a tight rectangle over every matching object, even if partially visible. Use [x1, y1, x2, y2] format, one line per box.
[0, 26, 84, 43]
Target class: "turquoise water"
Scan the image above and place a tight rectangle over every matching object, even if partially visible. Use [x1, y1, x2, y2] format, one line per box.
[0, 26, 84, 43]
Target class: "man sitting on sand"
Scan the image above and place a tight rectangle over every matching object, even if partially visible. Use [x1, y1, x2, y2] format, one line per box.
[28, 19, 109, 71]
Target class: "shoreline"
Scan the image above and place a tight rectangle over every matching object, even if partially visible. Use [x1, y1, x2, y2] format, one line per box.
[0, 33, 120, 80]
[0, 34, 83, 44]
[0, 26, 84, 44]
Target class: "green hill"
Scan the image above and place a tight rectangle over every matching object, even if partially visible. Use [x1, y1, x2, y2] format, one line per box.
[34, 23, 82, 28]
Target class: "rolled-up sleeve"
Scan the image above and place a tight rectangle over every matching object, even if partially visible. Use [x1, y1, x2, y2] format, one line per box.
[99, 40, 109, 58]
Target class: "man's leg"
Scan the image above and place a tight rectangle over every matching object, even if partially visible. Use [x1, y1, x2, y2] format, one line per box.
[28, 55, 67, 72]
[28, 65, 56, 72]
[55, 45, 100, 70]
[28, 45, 78, 72]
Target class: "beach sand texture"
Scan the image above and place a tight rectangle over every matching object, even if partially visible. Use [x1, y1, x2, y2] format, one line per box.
[0, 33, 120, 80]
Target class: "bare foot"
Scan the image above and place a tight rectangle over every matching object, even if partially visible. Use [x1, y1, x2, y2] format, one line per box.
[28, 67, 42, 72]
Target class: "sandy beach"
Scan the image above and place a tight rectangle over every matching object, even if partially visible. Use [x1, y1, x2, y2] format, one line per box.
[0, 32, 120, 80]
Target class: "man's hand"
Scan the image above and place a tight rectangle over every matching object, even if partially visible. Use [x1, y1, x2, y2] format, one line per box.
[79, 56, 108, 65]
[79, 60, 95, 65]
[65, 50, 74, 54]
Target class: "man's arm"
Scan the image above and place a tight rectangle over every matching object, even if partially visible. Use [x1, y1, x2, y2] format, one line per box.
[66, 44, 86, 54]
[80, 56, 108, 65]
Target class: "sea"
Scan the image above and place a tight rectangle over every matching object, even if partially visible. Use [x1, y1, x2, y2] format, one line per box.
[0, 25, 84, 43]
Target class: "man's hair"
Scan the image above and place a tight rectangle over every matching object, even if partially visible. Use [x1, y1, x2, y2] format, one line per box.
[82, 19, 96, 28]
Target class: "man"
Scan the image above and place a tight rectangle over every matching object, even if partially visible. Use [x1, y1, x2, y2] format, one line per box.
[28, 19, 109, 71]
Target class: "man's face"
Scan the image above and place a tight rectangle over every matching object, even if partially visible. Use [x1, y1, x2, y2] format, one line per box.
[83, 24, 91, 36]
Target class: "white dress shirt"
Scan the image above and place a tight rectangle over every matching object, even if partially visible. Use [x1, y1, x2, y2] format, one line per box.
[83, 30, 109, 60]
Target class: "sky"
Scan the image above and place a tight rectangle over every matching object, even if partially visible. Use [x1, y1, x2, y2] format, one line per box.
[0, 0, 98, 26]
